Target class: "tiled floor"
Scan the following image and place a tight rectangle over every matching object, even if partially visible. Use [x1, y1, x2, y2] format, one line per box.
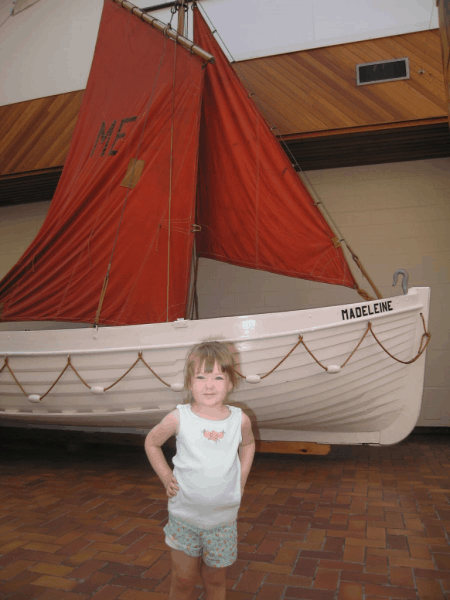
[0, 429, 449, 600]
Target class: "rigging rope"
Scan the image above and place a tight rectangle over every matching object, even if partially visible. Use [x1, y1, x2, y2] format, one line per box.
[169, 2, 176, 28]
[196, 1, 234, 63]
[0, 12, 11, 29]
[418, 1, 437, 75]
[0, 313, 431, 401]
[166, 34, 178, 321]
[187, 252, 200, 320]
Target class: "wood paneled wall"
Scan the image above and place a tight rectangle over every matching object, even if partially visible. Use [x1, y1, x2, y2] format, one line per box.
[233, 30, 447, 136]
[0, 29, 447, 179]
[0, 91, 83, 177]
[438, 0, 450, 122]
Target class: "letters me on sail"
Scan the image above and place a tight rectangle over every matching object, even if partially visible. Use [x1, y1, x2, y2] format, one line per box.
[0, 0, 358, 327]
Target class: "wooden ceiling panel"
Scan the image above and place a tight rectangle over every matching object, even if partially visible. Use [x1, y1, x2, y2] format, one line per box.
[0, 91, 83, 177]
[293, 53, 396, 123]
[0, 29, 448, 207]
[236, 62, 307, 131]
[233, 30, 447, 136]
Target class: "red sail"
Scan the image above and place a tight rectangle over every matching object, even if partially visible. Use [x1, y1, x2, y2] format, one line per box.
[194, 11, 357, 289]
[0, 0, 204, 325]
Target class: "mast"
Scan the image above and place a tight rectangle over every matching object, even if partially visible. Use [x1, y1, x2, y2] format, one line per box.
[179, 0, 200, 320]
[177, 0, 187, 36]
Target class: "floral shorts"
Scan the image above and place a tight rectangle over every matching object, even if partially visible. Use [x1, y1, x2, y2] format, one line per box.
[164, 514, 237, 568]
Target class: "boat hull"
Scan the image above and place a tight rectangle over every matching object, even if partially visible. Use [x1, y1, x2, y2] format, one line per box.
[0, 288, 430, 445]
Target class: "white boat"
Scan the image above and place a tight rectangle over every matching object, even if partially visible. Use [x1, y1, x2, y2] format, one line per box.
[0, 287, 430, 445]
[0, 0, 431, 445]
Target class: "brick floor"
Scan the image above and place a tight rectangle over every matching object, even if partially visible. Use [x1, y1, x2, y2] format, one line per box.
[0, 430, 449, 599]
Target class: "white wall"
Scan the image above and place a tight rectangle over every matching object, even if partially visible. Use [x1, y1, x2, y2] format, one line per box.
[0, 0, 438, 106]
[1, 158, 449, 425]
[0, 0, 102, 106]
[203, 0, 438, 60]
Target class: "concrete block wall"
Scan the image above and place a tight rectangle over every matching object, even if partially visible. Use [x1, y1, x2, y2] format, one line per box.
[0, 158, 449, 424]
[0, 201, 87, 331]
[0, 201, 51, 277]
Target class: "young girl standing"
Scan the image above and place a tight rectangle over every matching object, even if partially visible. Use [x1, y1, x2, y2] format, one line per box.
[145, 341, 255, 600]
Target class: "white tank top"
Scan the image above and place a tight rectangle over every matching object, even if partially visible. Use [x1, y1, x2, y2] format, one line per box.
[168, 403, 242, 528]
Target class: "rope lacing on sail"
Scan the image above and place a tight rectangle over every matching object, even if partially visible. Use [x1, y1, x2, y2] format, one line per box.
[166, 29, 178, 322]
[196, 1, 234, 63]
[0, 313, 431, 402]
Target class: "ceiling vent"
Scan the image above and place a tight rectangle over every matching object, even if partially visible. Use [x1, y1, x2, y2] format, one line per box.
[356, 58, 409, 86]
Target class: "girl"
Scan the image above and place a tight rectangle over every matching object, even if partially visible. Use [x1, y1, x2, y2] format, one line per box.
[145, 341, 255, 600]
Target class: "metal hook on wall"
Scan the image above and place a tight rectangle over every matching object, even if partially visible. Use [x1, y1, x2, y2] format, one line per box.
[392, 269, 409, 295]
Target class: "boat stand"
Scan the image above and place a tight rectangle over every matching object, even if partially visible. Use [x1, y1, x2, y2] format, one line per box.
[254, 441, 330, 455]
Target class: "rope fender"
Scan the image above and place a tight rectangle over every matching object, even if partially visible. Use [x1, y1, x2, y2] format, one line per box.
[0, 314, 431, 401]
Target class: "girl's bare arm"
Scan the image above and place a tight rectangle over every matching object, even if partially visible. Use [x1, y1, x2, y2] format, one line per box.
[144, 411, 179, 497]
[239, 412, 255, 495]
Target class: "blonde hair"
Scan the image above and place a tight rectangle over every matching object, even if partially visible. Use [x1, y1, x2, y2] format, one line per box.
[184, 341, 238, 394]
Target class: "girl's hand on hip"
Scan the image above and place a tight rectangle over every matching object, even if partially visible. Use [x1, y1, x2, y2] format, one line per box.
[164, 474, 179, 497]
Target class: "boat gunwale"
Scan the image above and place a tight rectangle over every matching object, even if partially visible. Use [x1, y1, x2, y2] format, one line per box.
[0, 296, 424, 357]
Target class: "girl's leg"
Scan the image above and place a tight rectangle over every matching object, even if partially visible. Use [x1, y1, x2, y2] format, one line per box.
[200, 562, 227, 600]
[169, 549, 201, 600]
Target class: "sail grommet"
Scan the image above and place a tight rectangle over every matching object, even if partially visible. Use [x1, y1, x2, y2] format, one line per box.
[91, 386, 105, 394]
[28, 394, 41, 403]
[171, 382, 184, 392]
[246, 375, 261, 384]
[326, 365, 341, 374]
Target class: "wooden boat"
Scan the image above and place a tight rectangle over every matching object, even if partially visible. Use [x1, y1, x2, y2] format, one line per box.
[0, 0, 431, 445]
